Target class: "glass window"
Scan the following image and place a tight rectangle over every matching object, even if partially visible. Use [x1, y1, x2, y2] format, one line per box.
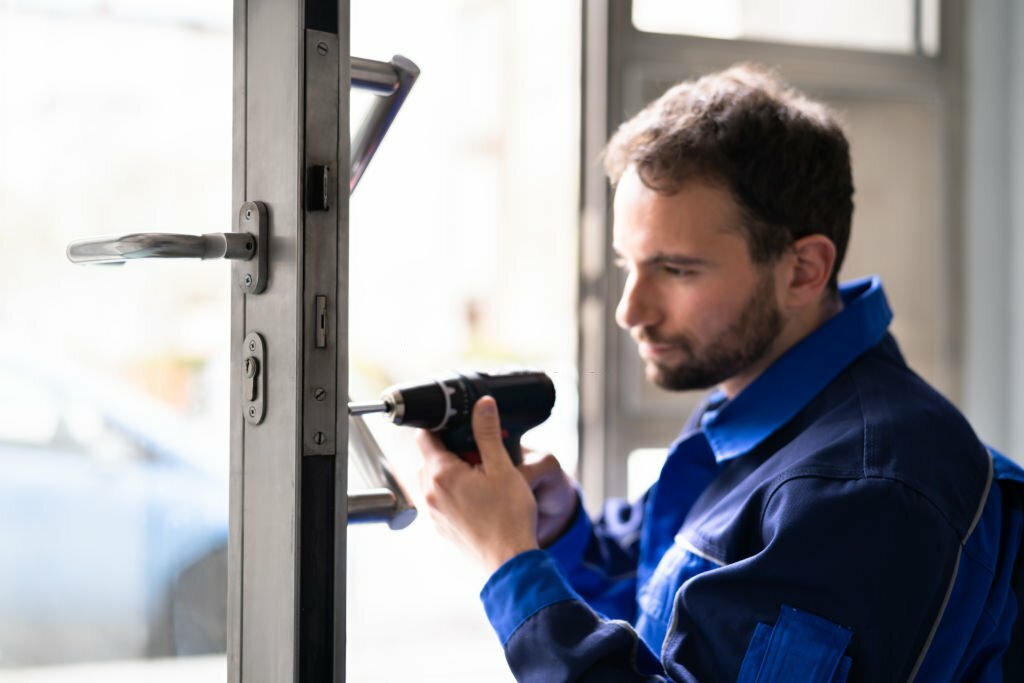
[0, 0, 230, 679]
[632, 0, 940, 57]
[346, 0, 580, 680]
[0, 366, 60, 448]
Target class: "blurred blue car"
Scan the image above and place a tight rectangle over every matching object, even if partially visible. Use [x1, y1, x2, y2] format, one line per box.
[0, 356, 228, 667]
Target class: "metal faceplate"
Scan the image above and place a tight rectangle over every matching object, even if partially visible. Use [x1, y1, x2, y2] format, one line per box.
[302, 29, 340, 457]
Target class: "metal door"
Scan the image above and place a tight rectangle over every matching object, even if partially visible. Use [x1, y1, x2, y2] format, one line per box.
[60, 1, 420, 679]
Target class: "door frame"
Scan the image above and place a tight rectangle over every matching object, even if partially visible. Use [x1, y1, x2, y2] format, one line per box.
[228, 1, 350, 680]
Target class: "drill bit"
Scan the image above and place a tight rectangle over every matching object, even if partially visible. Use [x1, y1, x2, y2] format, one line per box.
[348, 400, 391, 416]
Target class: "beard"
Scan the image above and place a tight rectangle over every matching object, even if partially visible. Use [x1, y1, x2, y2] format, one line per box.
[640, 270, 783, 391]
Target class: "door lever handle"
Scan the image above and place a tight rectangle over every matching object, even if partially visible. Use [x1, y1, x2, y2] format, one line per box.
[67, 201, 269, 293]
[347, 407, 417, 530]
[66, 231, 255, 264]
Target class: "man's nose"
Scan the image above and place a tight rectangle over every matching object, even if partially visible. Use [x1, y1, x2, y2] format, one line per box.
[615, 270, 658, 330]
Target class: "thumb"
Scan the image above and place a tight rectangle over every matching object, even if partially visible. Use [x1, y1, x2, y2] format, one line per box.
[471, 396, 510, 469]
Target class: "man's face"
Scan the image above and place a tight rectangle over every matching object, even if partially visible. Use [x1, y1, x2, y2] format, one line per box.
[613, 168, 784, 393]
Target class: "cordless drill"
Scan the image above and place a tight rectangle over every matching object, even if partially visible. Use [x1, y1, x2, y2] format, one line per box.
[348, 370, 556, 465]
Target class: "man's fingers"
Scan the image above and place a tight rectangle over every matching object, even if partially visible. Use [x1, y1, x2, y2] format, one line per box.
[471, 396, 511, 469]
[414, 429, 443, 458]
[417, 400, 510, 470]
[414, 429, 463, 472]
[518, 452, 561, 485]
[415, 429, 471, 511]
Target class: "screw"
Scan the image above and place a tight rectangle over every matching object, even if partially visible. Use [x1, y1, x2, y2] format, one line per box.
[313, 432, 325, 445]
[245, 208, 253, 220]
[317, 42, 328, 56]
[248, 339, 257, 352]
[313, 387, 327, 401]
[243, 273, 253, 288]
[248, 406, 257, 418]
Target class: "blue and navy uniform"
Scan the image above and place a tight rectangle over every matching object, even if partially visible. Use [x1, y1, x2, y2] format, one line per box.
[481, 277, 1024, 682]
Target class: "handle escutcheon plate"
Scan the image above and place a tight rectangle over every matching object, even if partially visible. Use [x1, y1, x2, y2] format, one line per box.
[236, 201, 269, 294]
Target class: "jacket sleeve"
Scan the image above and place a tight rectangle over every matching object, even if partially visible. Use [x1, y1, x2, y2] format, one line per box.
[482, 476, 962, 683]
[543, 491, 647, 622]
[481, 550, 670, 683]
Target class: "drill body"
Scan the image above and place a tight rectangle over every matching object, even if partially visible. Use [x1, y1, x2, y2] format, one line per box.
[360, 370, 555, 465]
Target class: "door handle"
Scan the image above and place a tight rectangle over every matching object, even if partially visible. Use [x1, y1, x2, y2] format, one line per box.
[66, 231, 255, 263]
[350, 55, 419, 191]
[67, 201, 270, 293]
[345, 54, 421, 529]
[347, 407, 416, 529]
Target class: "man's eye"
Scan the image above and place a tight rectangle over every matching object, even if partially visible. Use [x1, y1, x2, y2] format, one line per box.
[662, 265, 696, 277]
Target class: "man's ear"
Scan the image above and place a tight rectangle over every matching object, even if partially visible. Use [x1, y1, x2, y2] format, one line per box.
[782, 235, 837, 307]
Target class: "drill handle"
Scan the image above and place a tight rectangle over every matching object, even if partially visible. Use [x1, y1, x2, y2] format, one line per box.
[440, 424, 523, 467]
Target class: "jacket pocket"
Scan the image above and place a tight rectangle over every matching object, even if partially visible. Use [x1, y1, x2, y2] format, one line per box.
[737, 604, 852, 683]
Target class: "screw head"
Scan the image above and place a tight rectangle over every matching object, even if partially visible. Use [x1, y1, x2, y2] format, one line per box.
[313, 432, 325, 445]
[244, 208, 253, 220]
[317, 42, 329, 56]
[248, 406, 257, 418]
[248, 339, 257, 352]
[313, 387, 327, 401]
[243, 273, 253, 287]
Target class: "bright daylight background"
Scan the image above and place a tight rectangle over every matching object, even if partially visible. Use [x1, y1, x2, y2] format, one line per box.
[0, 0, 579, 681]
[0, 0, 963, 680]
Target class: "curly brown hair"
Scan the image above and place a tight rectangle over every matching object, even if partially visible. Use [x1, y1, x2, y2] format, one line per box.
[603, 64, 854, 290]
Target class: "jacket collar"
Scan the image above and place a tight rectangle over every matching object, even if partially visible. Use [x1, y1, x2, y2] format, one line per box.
[700, 276, 892, 464]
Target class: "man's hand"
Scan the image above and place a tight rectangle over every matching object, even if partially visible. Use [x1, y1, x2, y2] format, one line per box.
[415, 396, 541, 574]
[519, 451, 578, 547]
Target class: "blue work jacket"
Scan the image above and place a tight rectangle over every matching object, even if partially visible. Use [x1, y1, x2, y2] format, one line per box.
[480, 277, 1024, 682]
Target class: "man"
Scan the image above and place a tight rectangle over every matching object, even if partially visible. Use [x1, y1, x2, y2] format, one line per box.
[415, 64, 1024, 681]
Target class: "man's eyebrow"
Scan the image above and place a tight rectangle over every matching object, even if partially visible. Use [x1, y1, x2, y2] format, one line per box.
[648, 253, 710, 266]
[612, 249, 710, 267]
